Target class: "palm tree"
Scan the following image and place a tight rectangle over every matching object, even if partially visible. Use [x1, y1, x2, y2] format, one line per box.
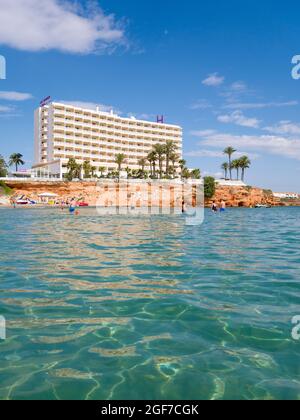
[239, 156, 251, 182]
[182, 167, 191, 179]
[66, 158, 81, 180]
[9, 153, 25, 172]
[115, 153, 126, 173]
[0, 155, 8, 177]
[125, 167, 132, 179]
[221, 162, 229, 180]
[164, 140, 177, 175]
[99, 167, 106, 178]
[170, 153, 179, 177]
[153, 144, 165, 178]
[190, 169, 201, 179]
[178, 159, 186, 179]
[147, 151, 157, 178]
[223, 147, 236, 180]
[138, 158, 147, 172]
[231, 159, 241, 180]
[83, 161, 92, 178]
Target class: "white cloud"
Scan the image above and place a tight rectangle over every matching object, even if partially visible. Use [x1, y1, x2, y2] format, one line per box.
[264, 121, 300, 136]
[0, 105, 14, 113]
[223, 101, 298, 110]
[192, 130, 300, 160]
[202, 171, 223, 179]
[220, 80, 251, 102]
[186, 143, 260, 160]
[190, 129, 217, 137]
[0, 91, 33, 101]
[237, 151, 260, 159]
[185, 149, 224, 158]
[0, 104, 20, 117]
[217, 110, 260, 128]
[202, 73, 224, 87]
[190, 99, 212, 110]
[0, 0, 126, 54]
[230, 81, 248, 92]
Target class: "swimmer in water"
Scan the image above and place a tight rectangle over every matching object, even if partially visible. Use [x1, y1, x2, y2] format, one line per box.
[220, 200, 226, 212]
[69, 199, 76, 214]
[211, 201, 218, 213]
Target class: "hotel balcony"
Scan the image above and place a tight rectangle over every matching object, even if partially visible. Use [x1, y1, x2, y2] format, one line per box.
[52, 111, 181, 131]
[52, 123, 181, 139]
[52, 142, 170, 157]
[52, 132, 181, 149]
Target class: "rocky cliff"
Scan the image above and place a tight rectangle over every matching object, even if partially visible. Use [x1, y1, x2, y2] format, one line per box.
[207, 185, 281, 207]
[3, 180, 197, 208]
[5, 181, 99, 204]
[1, 180, 283, 208]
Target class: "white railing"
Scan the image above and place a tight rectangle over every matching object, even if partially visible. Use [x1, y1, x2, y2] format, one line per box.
[0, 177, 62, 182]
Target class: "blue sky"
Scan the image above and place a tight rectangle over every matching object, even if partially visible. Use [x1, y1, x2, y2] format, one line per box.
[1, 0, 300, 191]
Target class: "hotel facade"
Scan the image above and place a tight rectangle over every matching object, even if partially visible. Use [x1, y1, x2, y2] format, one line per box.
[33, 102, 183, 179]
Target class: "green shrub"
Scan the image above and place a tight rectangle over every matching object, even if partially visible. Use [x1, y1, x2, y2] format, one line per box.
[0, 181, 12, 196]
[263, 189, 273, 196]
[204, 176, 216, 199]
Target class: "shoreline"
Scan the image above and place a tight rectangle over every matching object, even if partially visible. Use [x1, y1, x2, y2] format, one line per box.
[0, 179, 296, 209]
[1, 204, 299, 210]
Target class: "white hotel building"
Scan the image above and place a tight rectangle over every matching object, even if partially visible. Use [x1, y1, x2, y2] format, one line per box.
[33, 102, 183, 179]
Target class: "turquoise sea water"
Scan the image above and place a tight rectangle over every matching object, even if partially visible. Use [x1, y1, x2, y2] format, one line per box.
[0, 207, 299, 400]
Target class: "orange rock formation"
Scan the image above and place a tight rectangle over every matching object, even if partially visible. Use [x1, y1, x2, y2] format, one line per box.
[208, 185, 281, 207]
[3, 180, 282, 208]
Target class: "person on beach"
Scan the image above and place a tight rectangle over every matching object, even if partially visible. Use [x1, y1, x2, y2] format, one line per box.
[182, 201, 187, 213]
[211, 201, 218, 213]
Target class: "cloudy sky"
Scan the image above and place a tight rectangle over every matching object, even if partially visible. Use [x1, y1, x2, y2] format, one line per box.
[0, 0, 300, 191]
